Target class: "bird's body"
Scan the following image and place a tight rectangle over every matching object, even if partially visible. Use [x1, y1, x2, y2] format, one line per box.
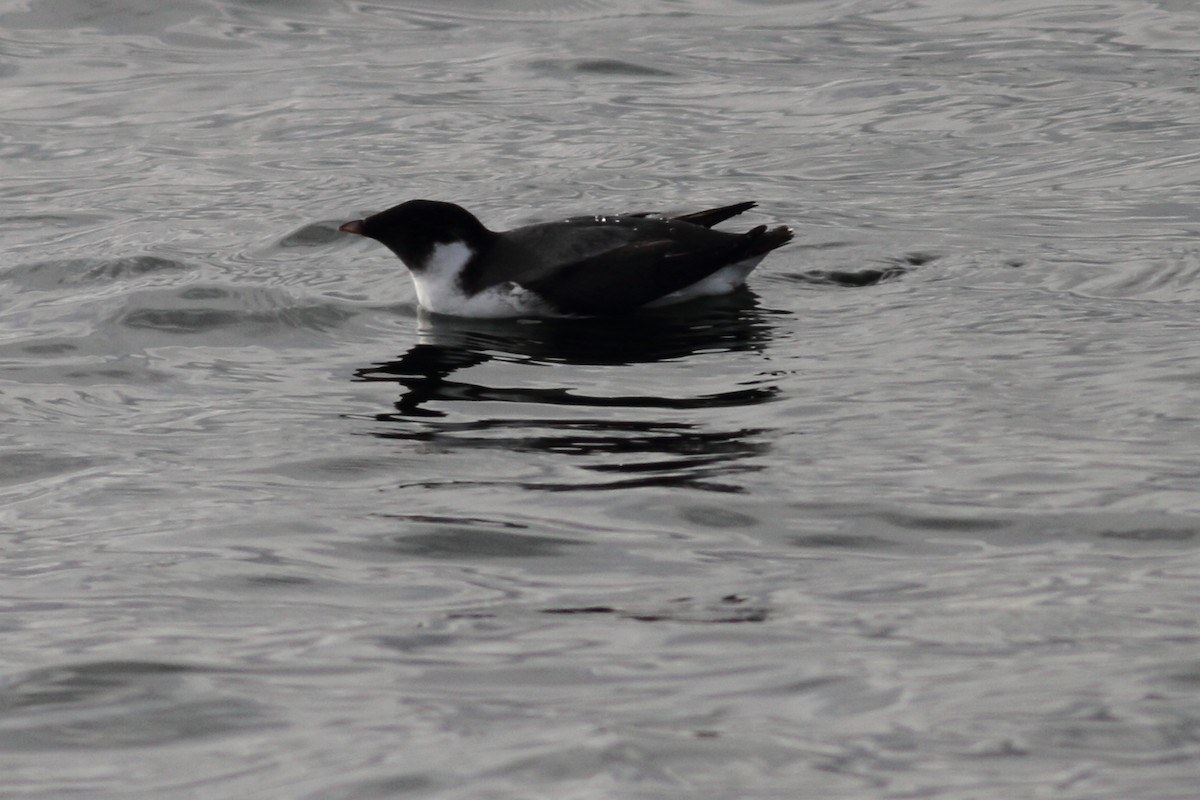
[339, 200, 791, 318]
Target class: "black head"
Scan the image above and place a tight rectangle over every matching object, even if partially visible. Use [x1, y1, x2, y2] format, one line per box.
[339, 199, 493, 270]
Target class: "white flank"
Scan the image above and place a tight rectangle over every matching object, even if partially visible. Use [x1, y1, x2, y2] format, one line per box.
[644, 256, 763, 308]
[409, 243, 761, 319]
[409, 241, 558, 318]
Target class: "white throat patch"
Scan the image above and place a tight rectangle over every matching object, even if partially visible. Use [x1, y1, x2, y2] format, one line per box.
[410, 241, 473, 312]
[407, 241, 556, 318]
[426, 241, 474, 276]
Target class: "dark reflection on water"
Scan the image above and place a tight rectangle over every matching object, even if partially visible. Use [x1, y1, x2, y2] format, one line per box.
[354, 292, 780, 417]
[408, 289, 778, 365]
[350, 296, 779, 491]
[357, 409, 772, 492]
[360, 357, 777, 419]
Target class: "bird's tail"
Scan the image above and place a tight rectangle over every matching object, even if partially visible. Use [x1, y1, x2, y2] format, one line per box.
[744, 224, 794, 255]
[672, 201, 759, 228]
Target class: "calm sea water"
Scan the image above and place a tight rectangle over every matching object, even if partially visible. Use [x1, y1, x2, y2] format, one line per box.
[3, 0, 1200, 797]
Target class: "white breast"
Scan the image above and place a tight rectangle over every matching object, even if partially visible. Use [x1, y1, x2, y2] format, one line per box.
[409, 242, 558, 318]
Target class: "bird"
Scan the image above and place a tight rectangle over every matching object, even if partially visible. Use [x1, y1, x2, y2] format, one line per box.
[338, 199, 792, 318]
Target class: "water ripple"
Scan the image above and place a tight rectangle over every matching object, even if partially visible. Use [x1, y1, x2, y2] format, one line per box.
[3, 1, 1200, 797]
[0, 661, 281, 750]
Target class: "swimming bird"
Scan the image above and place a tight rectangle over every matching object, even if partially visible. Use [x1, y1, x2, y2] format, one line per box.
[338, 199, 791, 318]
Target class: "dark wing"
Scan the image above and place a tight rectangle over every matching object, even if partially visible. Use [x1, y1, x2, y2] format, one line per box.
[521, 225, 792, 316]
[623, 201, 758, 228]
[671, 201, 758, 228]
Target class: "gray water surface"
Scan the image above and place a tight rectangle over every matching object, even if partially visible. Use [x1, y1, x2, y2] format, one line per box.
[3, 1, 1200, 797]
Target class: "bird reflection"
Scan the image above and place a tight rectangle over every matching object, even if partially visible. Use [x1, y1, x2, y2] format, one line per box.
[351, 292, 781, 492]
[354, 290, 781, 418]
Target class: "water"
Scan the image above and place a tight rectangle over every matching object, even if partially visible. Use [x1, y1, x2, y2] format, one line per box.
[3, 0, 1200, 797]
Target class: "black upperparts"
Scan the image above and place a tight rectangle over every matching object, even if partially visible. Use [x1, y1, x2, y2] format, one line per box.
[522, 223, 793, 316]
